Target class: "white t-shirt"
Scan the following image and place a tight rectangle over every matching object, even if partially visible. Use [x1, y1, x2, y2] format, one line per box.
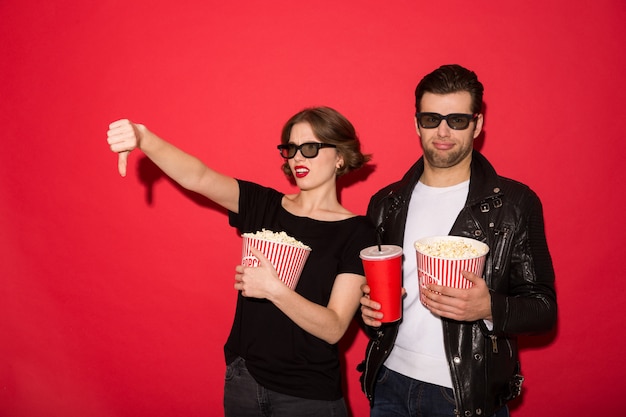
[384, 179, 469, 388]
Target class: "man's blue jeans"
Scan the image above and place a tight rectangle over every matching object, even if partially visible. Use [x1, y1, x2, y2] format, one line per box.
[223, 357, 348, 417]
[371, 366, 509, 417]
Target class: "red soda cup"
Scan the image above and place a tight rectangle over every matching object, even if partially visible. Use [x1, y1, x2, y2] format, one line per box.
[359, 245, 403, 322]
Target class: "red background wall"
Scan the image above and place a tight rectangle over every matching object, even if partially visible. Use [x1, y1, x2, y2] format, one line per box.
[2, 1, 625, 416]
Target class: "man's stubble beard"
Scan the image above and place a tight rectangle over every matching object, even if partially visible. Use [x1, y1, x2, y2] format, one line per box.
[422, 141, 473, 169]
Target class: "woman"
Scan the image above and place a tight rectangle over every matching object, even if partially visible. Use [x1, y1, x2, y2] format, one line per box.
[107, 106, 376, 416]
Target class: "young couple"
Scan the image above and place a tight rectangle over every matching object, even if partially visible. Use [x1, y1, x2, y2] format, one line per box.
[107, 64, 556, 417]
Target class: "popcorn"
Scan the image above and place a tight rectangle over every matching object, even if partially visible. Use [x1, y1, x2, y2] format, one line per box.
[414, 236, 489, 290]
[241, 229, 312, 290]
[242, 229, 311, 250]
[415, 238, 487, 259]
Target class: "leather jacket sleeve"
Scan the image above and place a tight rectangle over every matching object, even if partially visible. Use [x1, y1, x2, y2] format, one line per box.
[459, 180, 557, 336]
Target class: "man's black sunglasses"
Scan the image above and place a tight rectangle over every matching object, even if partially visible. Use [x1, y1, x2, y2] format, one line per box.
[416, 112, 478, 130]
[277, 142, 337, 159]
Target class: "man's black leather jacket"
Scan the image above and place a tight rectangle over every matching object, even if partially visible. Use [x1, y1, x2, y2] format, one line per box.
[359, 150, 557, 417]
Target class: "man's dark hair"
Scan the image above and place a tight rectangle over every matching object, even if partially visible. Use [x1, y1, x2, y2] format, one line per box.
[415, 64, 484, 114]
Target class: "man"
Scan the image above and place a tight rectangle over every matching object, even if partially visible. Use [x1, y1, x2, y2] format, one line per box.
[359, 64, 557, 417]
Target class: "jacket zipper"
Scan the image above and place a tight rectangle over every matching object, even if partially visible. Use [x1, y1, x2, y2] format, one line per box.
[490, 335, 498, 353]
[493, 226, 510, 271]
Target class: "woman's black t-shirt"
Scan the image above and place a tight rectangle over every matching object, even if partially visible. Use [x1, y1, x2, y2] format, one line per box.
[226, 180, 376, 400]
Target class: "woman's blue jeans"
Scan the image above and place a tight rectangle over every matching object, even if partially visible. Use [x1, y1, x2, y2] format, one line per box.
[371, 365, 509, 417]
[223, 357, 348, 417]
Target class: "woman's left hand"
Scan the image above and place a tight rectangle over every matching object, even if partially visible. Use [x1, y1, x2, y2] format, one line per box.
[234, 246, 285, 299]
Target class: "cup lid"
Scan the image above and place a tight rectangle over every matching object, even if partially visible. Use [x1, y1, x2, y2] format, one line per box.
[359, 244, 403, 260]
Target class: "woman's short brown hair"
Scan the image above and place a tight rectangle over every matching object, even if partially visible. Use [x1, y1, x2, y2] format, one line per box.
[279, 106, 371, 177]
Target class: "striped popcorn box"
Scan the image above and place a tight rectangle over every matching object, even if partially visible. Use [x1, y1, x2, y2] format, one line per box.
[415, 236, 489, 291]
[241, 233, 311, 290]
